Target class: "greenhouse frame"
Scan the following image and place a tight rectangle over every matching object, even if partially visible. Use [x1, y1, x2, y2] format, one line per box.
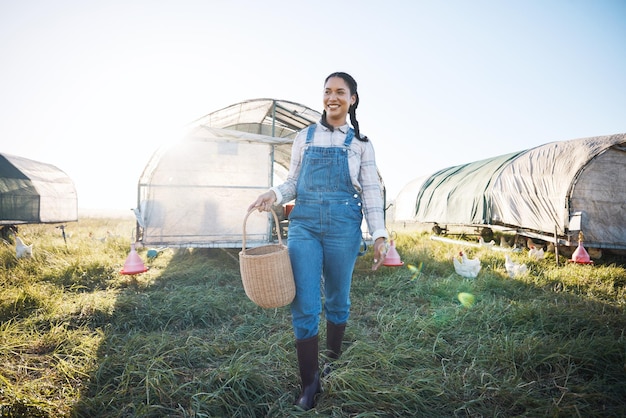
[134, 99, 321, 248]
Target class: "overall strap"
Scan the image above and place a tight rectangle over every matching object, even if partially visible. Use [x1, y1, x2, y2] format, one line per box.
[305, 124, 316, 144]
[343, 128, 355, 147]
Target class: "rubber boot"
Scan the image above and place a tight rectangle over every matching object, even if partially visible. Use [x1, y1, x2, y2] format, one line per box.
[295, 335, 321, 410]
[322, 321, 346, 377]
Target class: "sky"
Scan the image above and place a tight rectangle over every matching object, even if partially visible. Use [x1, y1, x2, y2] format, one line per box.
[1, 0, 625, 213]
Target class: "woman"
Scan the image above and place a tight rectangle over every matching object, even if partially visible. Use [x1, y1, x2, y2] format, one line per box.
[248, 72, 388, 410]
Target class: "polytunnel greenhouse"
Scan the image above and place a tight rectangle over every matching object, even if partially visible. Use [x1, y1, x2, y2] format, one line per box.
[392, 133, 626, 251]
[0, 153, 77, 225]
[134, 99, 321, 248]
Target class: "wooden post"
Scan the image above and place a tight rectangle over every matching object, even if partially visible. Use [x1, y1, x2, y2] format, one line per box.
[554, 227, 560, 267]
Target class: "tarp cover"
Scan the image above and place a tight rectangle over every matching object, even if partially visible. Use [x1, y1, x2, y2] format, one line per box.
[405, 133, 626, 249]
[0, 153, 78, 225]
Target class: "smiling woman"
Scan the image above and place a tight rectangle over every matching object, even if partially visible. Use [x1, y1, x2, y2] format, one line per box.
[248, 72, 389, 411]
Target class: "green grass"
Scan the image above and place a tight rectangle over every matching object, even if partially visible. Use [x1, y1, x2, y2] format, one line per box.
[1, 220, 625, 417]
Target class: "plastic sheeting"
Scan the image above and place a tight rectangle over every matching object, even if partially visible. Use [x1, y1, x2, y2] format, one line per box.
[398, 133, 626, 249]
[0, 153, 78, 225]
[136, 98, 322, 248]
[137, 127, 295, 247]
[136, 99, 322, 248]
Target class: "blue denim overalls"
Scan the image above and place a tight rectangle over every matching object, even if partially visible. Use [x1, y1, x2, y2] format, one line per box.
[287, 124, 364, 340]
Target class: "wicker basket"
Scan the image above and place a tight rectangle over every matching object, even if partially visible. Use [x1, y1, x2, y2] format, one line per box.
[239, 208, 295, 308]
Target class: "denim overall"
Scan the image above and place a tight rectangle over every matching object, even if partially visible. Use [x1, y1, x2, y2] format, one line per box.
[288, 124, 364, 340]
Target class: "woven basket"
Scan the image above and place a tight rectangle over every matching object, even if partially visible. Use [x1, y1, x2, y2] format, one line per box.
[239, 208, 295, 308]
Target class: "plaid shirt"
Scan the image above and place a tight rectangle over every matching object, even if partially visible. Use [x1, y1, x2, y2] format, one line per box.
[272, 122, 388, 241]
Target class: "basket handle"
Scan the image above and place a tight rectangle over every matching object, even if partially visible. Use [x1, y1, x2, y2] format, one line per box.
[242, 207, 284, 254]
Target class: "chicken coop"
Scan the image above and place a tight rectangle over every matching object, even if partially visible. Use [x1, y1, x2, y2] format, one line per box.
[390, 133, 626, 252]
[134, 99, 321, 248]
[0, 153, 78, 226]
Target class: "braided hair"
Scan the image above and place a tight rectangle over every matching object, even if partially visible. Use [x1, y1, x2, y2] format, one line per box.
[321, 72, 368, 142]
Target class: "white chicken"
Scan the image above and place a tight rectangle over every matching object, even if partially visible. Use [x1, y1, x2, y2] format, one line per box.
[453, 251, 481, 278]
[528, 246, 545, 260]
[505, 254, 527, 278]
[15, 236, 33, 259]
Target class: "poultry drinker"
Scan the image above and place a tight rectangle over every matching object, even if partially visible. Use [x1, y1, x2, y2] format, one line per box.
[383, 239, 404, 266]
[120, 243, 148, 275]
[570, 232, 593, 265]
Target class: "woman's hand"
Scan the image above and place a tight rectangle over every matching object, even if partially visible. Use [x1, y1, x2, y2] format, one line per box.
[248, 190, 277, 212]
[371, 238, 387, 271]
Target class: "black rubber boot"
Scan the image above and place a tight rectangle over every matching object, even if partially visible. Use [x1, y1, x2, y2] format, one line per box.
[322, 321, 346, 377]
[295, 335, 321, 410]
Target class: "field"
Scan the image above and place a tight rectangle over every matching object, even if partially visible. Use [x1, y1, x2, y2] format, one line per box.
[1, 218, 625, 417]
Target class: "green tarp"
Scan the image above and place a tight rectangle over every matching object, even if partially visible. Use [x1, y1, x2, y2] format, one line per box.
[400, 133, 626, 250]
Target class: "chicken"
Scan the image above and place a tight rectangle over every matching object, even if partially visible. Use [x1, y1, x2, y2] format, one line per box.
[15, 236, 33, 259]
[432, 223, 447, 235]
[505, 254, 527, 278]
[453, 251, 481, 278]
[526, 237, 543, 250]
[478, 236, 495, 248]
[528, 246, 545, 260]
[499, 236, 511, 248]
[1, 225, 18, 241]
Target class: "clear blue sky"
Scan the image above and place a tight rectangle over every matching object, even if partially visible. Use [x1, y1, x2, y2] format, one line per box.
[1, 0, 624, 211]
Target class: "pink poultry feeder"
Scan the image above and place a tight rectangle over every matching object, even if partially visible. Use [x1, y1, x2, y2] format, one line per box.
[570, 232, 594, 265]
[383, 239, 404, 266]
[120, 243, 149, 275]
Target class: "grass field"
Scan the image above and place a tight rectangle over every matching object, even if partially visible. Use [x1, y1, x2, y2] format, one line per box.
[1, 218, 625, 417]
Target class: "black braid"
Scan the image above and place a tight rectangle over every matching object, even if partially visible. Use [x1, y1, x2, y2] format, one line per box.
[321, 110, 332, 131]
[323, 72, 368, 142]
